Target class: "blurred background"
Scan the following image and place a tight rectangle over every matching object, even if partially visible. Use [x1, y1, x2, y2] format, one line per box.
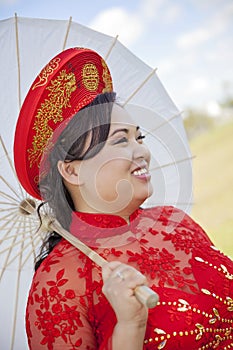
[1, 0, 233, 256]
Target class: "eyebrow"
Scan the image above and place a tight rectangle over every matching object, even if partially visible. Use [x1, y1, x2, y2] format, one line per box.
[109, 126, 140, 137]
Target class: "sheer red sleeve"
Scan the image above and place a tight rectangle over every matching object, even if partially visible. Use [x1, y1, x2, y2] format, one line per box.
[26, 240, 98, 350]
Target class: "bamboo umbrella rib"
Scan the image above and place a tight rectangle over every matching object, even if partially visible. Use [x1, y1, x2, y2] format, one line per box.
[123, 68, 158, 106]
[0, 177, 22, 200]
[0, 232, 33, 246]
[0, 209, 20, 225]
[0, 215, 20, 281]
[0, 223, 38, 240]
[0, 224, 39, 253]
[14, 13, 21, 110]
[10, 219, 25, 350]
[0, 201, 19, 206]
[0, 207, 19, 213]
[150, 155, 195, 172]
[29, 213, 37, 262]
[21, 234, 46, 269]
[15, 220, 39, 232]
[0, 136, 24, 198]
[4, 237, 41, 271]
[2, 212, 24, 241]
[144, 111, 184, 136]
[62, 16, 72, 51]
[0, 215, 38, 233]
[5, 228, 41, 268]
[0, 189, 19, 203]
[0, 213, 31, 254]
[36, 218, 47, 241]
[104, 35, 119, 61]
[0, 211, 17, 240]
[21, 216, 38, 267]
[16, 214, 34, 268]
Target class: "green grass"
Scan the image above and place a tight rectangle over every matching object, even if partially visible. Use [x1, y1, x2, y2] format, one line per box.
[190, 120, 233, 258]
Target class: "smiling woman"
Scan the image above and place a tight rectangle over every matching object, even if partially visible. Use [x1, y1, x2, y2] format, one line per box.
[13, 47, 233, 350]
[58, 104, 153, 217]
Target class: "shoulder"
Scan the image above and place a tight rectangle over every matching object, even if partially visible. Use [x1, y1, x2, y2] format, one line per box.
[141, 205, 213, 244]
[33, 239, 91, 295]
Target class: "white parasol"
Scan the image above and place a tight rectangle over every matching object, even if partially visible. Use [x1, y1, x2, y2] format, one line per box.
[0, 15, 193, 349]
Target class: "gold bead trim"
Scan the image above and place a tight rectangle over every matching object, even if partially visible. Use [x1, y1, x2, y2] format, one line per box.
[144, 298, 233, 348]
[144, 326, 233, 348]
[195, 256, 233, 280]
[156, 299, 233, 325]
[201, 288, 233, 312]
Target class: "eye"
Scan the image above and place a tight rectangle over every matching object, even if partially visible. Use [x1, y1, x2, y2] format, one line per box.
[113, 137, 128, 145]
[136, 134, 146, 143]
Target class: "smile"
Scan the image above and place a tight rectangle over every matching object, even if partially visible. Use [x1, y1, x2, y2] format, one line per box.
[132, 167, 148, 176]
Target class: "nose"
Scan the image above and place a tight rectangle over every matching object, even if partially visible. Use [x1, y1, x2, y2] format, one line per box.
[132, 139, 151, 163]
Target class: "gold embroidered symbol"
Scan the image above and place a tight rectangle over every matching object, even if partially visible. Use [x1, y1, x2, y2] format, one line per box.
[82, 63, 99, 91]
[32, 57, 61, 90]
[101, 58, 113, 92]
[28, 70, 76, 167]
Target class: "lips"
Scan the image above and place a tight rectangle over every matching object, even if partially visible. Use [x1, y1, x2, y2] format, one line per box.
[131, 167, 148, 176]
[131, 164, 151, 182]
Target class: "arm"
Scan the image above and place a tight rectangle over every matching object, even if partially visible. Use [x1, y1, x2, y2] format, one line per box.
[102, 261, 148, 350]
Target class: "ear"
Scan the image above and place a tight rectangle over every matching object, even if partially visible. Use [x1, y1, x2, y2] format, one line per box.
[57, 160, 84, 186]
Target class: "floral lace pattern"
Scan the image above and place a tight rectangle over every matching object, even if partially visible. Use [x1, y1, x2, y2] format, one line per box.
[26, 206, 233, 349]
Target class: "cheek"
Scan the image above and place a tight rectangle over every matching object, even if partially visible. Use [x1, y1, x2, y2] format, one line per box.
[97, 158, 130, 180]
[95, 159, 132, 199]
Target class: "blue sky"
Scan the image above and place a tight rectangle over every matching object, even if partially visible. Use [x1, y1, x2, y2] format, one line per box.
[0, 0, 233, 112]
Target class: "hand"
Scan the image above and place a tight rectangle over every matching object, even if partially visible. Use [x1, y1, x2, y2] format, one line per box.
[102, 261, 148, 326]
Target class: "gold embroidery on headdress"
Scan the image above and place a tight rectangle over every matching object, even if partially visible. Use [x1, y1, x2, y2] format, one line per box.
[101, 59, 113, 93]
[82, 63, 99, 91]
[28, 70, 76, 167]
[32, 58, 61, 90]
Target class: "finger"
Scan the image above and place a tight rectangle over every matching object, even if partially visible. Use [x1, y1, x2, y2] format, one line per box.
[102, 261, 122, 281]
[112, 267, 147, 286]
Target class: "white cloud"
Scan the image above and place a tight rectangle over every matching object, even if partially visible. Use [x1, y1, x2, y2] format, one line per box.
[188, 77, 210, 94]
[88, 0, 173, 47]
[177, 28, 211, 49]
[137, 0, 183, 24]
[88, 0, 232, 110]
[162, 4, 183, 23]
[176, 2, 233, 50]
[138, 0, 164, 20]
[89, 7, 143, 46]
[157, 59, 175, 75]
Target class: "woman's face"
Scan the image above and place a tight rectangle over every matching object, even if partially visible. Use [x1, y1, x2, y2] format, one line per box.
[70, 103, 153, 216]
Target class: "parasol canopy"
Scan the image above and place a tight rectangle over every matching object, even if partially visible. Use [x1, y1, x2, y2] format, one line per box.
[0, 15, 192, 349]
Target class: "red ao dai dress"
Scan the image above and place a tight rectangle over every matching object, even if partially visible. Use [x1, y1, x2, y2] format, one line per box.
[26, 206, 233, 349]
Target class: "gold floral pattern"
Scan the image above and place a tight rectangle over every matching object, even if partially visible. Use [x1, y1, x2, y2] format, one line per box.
[28, 70, 76, 167]
[32, 58, 61, 90]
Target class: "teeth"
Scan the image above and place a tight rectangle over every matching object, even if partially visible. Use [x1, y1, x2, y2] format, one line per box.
[132, 168, 147, 176]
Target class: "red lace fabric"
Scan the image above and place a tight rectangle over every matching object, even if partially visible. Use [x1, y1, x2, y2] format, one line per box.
[26, 206, 233, 349]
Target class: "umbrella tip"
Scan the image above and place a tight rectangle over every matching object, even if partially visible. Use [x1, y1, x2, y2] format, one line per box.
[19, 198, 36, 215]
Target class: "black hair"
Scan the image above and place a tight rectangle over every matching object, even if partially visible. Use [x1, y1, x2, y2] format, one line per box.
[35, 92, 116, 270]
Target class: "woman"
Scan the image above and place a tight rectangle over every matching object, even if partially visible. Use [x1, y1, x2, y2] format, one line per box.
[14, 48, 233, 349]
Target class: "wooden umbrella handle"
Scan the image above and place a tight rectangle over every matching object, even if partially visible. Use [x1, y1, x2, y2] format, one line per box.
[42, 216, 159, 309]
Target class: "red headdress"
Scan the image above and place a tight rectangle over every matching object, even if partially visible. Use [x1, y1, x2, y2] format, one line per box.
[14, 48, 113, 199]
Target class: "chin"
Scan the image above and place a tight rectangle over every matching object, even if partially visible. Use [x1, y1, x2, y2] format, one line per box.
[135, 185, 153, 203]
